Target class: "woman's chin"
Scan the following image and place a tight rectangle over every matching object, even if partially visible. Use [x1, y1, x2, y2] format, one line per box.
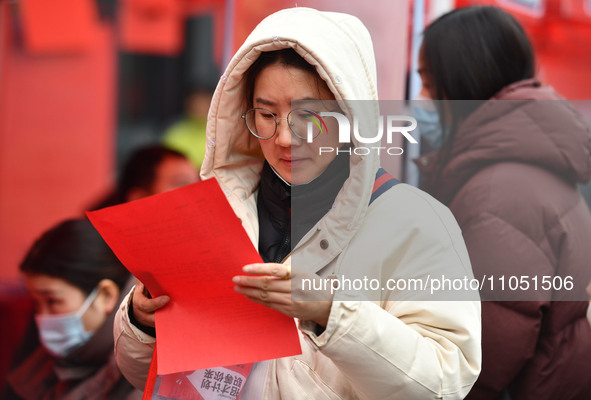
[271, 160, 322, 186]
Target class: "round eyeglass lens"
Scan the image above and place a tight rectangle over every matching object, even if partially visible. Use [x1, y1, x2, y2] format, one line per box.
[244, 108, 276, 139]
[288, 109, 323, 140]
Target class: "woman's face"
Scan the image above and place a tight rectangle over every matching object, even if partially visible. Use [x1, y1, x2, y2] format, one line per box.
[150, 155, 200, 194]
[24, 273, 107, 333]
[126, 155, 199, 202]
[253, 63, 339, 185]
[418, 47, 435, 99]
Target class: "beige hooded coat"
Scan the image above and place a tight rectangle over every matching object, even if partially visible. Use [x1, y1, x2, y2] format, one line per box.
[114, 8, 481, 399]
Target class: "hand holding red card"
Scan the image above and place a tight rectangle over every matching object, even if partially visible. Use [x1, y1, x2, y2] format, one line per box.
[87, 178, 301, 374]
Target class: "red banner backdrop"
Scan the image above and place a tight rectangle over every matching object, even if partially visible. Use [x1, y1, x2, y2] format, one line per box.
[454, 0, 591, 99]
[0, 3, 116, 283]
[19, 0, 99, 54]
[118, 0, 226, 56]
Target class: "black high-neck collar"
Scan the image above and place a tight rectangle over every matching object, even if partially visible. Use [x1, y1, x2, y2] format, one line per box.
[257, 153, 350, 262]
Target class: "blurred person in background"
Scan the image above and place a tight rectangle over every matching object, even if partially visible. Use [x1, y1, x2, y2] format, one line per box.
[91, 144, 200, 210]
[416, 6, 591, 400]
[5, 144, 199, 390]
[161, 85, 213, 169]
[587, 281, 591, 327]
[3, 219, 141, 400]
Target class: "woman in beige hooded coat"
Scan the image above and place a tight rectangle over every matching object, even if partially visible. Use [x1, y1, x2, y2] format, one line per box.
[114, 8, 481, 399]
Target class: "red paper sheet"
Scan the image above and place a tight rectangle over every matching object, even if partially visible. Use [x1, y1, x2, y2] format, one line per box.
[87, 178, 301, 374]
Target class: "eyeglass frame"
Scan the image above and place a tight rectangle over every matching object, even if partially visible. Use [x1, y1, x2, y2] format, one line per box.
[241, 107, 324, 141]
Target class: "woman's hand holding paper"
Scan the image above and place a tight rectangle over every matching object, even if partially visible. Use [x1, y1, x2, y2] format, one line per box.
[132, 279, 170, 328]
[232, 263, 333, 328]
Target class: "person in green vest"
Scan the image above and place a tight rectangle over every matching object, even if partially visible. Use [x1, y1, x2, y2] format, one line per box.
[161, 85, 213, 170]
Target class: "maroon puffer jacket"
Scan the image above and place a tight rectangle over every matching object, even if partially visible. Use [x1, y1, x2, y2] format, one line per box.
[418, 79, 591, 400]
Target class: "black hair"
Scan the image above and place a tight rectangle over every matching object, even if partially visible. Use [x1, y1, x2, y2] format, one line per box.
[421, 6, 536, 196]
[422, 6, 535, 102]
[118, 145, 188, 198]
[243, 48, 330, 110]
[20, 219, 130, 294]
[91, 145, 189, 209]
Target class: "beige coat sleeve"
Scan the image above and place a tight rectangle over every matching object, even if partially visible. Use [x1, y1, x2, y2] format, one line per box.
[113, 286, 156, 390]
[301, 298, 481, 399]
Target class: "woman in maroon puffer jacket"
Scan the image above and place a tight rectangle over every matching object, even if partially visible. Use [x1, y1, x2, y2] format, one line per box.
[416, 6, 591, 400]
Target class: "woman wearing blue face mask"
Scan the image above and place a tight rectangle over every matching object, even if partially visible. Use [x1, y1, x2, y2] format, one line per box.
[4, 219, 141, 400]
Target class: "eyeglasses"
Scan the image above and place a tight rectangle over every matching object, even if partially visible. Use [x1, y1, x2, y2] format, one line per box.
[242, 108, 325, 141]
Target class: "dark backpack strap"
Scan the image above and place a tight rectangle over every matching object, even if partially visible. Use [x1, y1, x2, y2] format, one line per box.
[370, 168, 400, 205]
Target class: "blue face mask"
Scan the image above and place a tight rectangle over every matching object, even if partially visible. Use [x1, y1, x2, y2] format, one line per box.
[412, 100, 442, 153]
[35, 287, 99, 357]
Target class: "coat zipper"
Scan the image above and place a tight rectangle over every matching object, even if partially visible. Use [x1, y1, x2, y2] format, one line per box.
[273, 231, 290, 263]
